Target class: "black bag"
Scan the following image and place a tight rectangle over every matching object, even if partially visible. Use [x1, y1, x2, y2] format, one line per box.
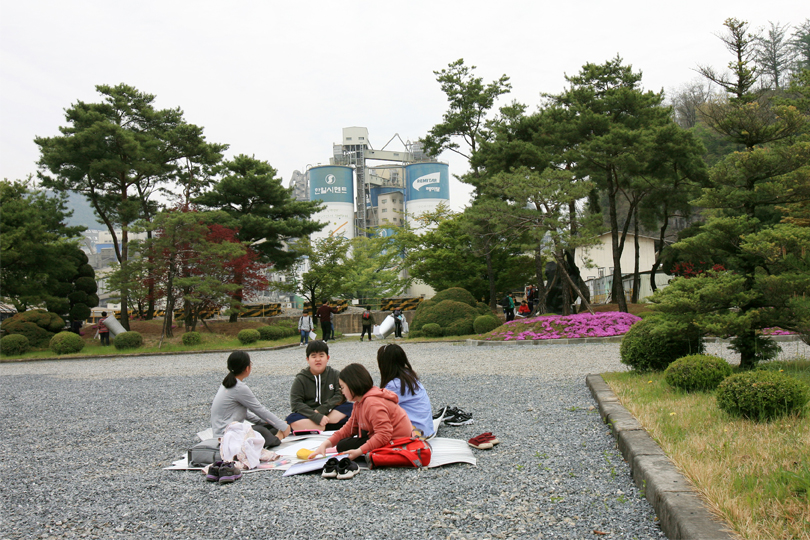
[187, 438, 220, 467]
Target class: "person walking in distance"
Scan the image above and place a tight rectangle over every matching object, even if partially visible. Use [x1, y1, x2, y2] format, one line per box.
[316, 300, 338, 342]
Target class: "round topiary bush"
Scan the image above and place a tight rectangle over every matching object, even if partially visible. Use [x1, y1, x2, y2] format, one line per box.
[50, 331, 85, 355]
[0, 309, 65, 348]
[664, 354, 733, 392]
[411, 300, 478, 332]
[258, 325, 286, 341]
[69, 304, 91, 322]
[182, 331, 202, 346]
[474, 315, 501, 334]
[716, 370, 810, 421]
[620, 316, 704, 371]
[237, 329, 260, 344]
[444, 318, 475, 336]
[422, 323, 443, 337]
[1, 334, 30, 355]
[113, 331, 143, 350]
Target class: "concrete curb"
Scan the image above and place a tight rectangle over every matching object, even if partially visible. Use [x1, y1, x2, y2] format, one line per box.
[586, 374, 737, 540]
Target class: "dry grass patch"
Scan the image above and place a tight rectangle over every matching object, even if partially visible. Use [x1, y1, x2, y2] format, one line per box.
[604, 362, 810, 540]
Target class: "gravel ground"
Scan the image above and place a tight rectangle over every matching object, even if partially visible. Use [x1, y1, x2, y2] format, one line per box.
[2, 339, 806, 540]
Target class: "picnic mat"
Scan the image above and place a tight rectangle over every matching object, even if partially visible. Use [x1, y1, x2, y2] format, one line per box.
[165, 429, 476, 472]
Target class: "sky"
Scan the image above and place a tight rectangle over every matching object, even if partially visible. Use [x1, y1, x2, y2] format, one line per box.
[1, 1, 806, 211]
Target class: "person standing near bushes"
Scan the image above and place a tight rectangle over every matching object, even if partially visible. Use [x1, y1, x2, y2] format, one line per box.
[316, 300, 338, 342]
[95, 311, 110, 346]
[298, 310, 314, 346]
[360, 306, 374, 342]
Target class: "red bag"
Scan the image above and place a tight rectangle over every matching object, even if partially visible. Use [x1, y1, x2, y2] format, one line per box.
[367, 437, 432, 468]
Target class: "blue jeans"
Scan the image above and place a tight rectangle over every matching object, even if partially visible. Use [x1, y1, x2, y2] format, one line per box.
[300, 330, 309, 344]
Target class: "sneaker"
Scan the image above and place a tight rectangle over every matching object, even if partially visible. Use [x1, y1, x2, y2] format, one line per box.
[336, 457, 360, 479]
[218, 461, 242, 483]
[446, 410, 474, 426]
[478, 432, 501, 445]
[322, 457, 339, 478]
[433, 406, 451, 420]
[205, 460, 223, 482]
[467, 434, 494, 450]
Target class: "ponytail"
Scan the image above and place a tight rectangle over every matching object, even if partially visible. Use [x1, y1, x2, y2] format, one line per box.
[223, 351, 251, 388]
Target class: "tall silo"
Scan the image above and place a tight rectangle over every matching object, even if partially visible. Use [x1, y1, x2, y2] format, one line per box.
[309, 165, 355, 240]
[405, 162, 450, 222]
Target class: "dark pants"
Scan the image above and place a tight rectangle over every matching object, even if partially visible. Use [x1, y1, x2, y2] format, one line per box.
[320, 321, 332, 341]
[252, 423, 282, 448]
[100, 332, 110, 346]
[336, 434, 369, 453]
[361, 325, 372, 340]
[394, 319, 403, 338]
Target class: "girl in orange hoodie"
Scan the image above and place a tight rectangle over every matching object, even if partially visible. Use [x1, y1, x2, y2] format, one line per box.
[311, 363, 412, 461]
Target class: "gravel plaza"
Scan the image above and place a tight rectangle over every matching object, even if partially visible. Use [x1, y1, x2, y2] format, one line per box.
[4, 339, 806, 539]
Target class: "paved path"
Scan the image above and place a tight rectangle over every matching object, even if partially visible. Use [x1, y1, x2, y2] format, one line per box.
[6, 339, 795, 539]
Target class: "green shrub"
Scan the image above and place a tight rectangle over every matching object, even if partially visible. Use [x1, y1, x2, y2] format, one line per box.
[422, 323, 443, 337]
[258, 325, 286, 340]
[182, 331, 202, 346]
[68, 291, 89, 304]
[73, 276, 98, 294]
[476, 302, 492, 316]
[474, 315, 501, 334]
[50, 331, 85, 355]
[444, 318, 475, 336]
[0, 309, 65, 348]
[0, 321, 54, 348]
[411, 299, 478, 332]
[114, 331, 143, 350]
[284, 325, 298, 337]
[664, 354, 733, 392]
[237, 329, 261, 344]
[69, 304, 91, 322]
[1, 334, 30, 355]
[620, 316, 704, 371]
[76, 263, 95, 278]
[275, 319, 297, 329]
[408, 330, 423, 339]
[716, 370, 810, 421]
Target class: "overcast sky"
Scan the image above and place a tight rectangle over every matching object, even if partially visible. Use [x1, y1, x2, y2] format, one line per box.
[1, 1, 805, 211]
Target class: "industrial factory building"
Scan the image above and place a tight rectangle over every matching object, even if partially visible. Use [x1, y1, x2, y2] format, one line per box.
[290, 127, 450, 239]
[287, 127, 450, 299]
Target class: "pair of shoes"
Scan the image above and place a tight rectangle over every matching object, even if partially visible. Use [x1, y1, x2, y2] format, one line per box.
[445, 408, 474, 426]
[206, 460, 242, 483]
[467, 432, 500, 450]
[322, 457, 360, 479]
[432, 405, 449, 420]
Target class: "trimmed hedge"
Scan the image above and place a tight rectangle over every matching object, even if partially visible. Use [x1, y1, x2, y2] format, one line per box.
[716, 370, 809, 421]
[664, 354, 732, 392]
[114, 331, 143, 350]
[411, 300, 478, 332]
[422, 323, 443, 337]
[182, 331, 202, 346]
[258, 326, 287, 341]
[0, 310, 65, 348]
[474, 315, 501, 334]
[1, 334, 30, 355]
[444, 318, 474, 336]
[238, 329, 261, 344]
[50, 331, 85, 355]
[620, 316, 704, 371]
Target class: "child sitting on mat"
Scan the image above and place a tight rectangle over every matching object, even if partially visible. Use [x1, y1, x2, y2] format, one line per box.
[211, 351, 290, 448]
[310, 363, 412, 461]
[377, 343, 434, 437]
[286, 341, 353, 432]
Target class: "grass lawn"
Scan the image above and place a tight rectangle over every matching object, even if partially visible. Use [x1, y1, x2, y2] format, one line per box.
[603, 360, 810, 540]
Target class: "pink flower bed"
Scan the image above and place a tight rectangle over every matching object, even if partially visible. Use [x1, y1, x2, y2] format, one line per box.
[762, 327, 795, 336]
[484, 312, 642, 341]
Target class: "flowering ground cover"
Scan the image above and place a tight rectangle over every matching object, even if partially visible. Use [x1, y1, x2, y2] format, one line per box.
[483, 311, 642, 341]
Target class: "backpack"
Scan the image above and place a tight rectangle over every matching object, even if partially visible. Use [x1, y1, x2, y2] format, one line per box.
[362, 311, 370, 320]
[367, 437, 432, 469]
